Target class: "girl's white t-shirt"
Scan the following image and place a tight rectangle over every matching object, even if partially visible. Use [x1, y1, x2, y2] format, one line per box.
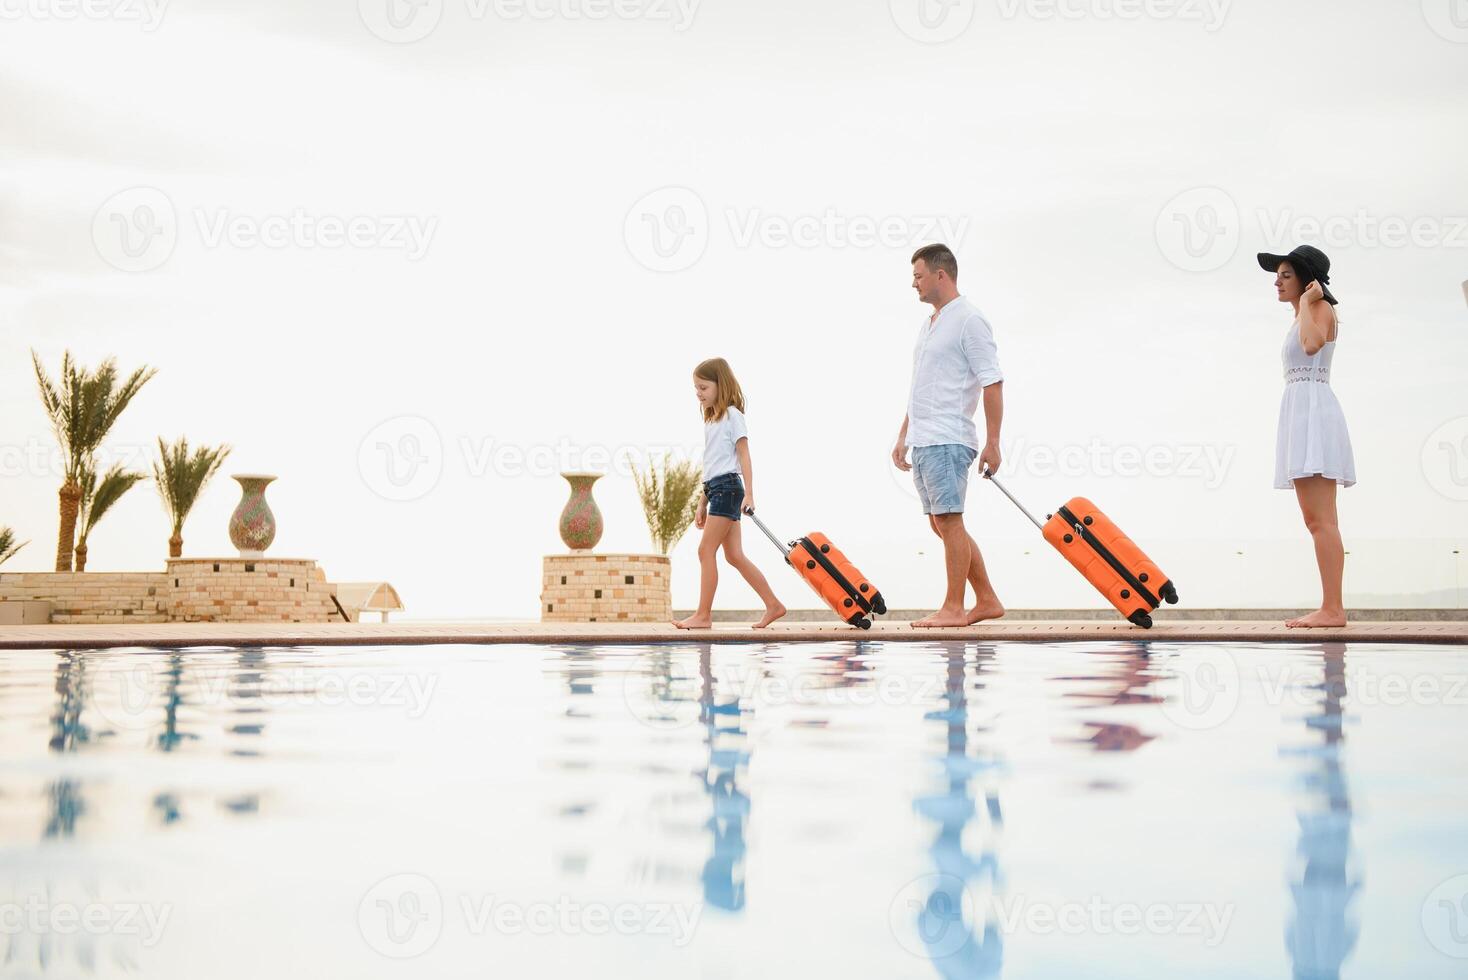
[703, 406, 748, 480]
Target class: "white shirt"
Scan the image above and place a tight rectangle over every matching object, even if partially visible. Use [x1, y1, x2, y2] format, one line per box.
[906, 295, 1003, 450]
[703, 406, 748, 480]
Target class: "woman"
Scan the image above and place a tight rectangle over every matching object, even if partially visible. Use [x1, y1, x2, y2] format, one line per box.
[1259, 245, 1356, 628]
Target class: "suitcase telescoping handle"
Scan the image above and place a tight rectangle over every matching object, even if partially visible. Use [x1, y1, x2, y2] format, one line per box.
[743, 508, 792, 559]
[981, 467, 1046, 531]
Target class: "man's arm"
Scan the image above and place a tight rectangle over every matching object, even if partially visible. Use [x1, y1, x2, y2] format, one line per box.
[962, 313, 1005, 475]
[979, 383, 1003, 475]
[892, 414, 912, 471]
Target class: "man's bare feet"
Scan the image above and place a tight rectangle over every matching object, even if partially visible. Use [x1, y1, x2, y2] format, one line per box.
[752, 603, 787, 629]
[672, 615, 713, 630]
[965, 601, 1005, 625]
[911, 607, 970, 628]
[1285, 608, 1347, 628]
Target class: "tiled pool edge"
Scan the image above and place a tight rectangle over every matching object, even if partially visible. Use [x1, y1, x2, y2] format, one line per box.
[1, 620, 1464, 649]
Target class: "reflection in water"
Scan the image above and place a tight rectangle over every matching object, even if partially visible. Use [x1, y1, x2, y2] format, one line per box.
[40, 649, 276, 838]
[695, 644, 749, 912]
[913, 642, 1003, 978]
[156, 652, 198, 753]
[45, 652, 93, 840]
[6, 640, 1458, 979]
[1057, 642, 1159, 754]
[1285, 643, 1360, 980]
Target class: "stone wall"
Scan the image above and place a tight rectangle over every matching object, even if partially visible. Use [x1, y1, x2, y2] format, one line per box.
[542, 553, 672, 623]
[0, 572, 170, 624]
[165, 559, 338, 623]
[0, 559, 341, 624]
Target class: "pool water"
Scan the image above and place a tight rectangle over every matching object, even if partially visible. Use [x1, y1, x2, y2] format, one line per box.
[1, 641, 1466, 978]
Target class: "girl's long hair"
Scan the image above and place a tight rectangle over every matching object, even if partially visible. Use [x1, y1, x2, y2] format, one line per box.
[694, 357, 746, 423]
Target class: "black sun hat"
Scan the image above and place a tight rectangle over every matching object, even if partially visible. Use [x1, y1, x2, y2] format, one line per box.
[1257, 245, 1338, 305]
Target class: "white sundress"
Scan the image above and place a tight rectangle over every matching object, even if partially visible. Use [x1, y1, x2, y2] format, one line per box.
[1275, 316, 1356, 490]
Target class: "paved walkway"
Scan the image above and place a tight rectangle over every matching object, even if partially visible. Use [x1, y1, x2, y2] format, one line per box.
[1, 620, 1464, 649]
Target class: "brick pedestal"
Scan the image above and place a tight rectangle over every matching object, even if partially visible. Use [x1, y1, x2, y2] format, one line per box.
[541, 553, 672, 623]
[165, 558, 337, 623]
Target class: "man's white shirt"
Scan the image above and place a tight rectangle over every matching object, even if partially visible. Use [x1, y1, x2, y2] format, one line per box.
[906, 295, 1003, 451]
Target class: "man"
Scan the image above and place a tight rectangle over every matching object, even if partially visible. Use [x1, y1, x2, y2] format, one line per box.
[892, 244, 1006, 628]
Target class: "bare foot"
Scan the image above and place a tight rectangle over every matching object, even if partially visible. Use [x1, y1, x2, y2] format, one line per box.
[1285, 608, 1347, 628]
[911, 608, 970, 628]
[965, 601, 1005, 625]
[752, 603, 787, 629]
[672, 615, 713, 630]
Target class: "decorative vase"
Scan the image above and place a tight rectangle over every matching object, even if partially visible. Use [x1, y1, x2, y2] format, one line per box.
[229, 474, 277, 558]
[558, 472, 604, 551]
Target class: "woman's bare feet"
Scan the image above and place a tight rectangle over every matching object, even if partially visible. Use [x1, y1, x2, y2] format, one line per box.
[752, 603, 787, 629]
[1285, 608, 1347, 628]
[672, 615, 713, 630]
[965, 601, 1005, 625]
[912, 606, 970, 628]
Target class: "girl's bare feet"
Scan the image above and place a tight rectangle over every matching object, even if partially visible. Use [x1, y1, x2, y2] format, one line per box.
[752, 603, 786, 629]
[672, 615, 714, 630]
[1285, 608, 1347, 628]
[965, 601, 1005, 625]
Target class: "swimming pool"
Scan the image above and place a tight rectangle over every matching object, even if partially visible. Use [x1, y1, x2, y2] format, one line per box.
[1, 641, 1465, 978]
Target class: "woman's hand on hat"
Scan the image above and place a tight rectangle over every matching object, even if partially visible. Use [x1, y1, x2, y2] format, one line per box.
[1303, 280, 1324, 304]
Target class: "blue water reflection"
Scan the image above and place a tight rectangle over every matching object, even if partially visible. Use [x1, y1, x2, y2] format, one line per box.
[0, 642, 1462, 978]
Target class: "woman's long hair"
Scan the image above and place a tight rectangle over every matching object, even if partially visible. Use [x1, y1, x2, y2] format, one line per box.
[694, 357, 746, 423]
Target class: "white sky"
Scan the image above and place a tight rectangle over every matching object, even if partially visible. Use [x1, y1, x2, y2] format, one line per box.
[2, 0, 1466, 618]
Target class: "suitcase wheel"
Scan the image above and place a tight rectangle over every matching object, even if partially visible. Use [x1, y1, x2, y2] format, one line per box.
[1160, 581, 1179, 605]
[856, 617, 872, 630]
[1128, 610, 1154, 629]
[871, 594, 888, 616]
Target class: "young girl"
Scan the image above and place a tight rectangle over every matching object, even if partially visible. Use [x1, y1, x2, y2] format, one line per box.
[672, 358, 787, 630]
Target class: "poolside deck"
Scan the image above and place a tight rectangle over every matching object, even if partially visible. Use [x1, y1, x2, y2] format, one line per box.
[1, 619, 1464, 649]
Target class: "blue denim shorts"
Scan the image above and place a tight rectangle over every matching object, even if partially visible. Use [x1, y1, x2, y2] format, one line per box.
[703, 472, 744, 521]
[912, 444, 978, 515]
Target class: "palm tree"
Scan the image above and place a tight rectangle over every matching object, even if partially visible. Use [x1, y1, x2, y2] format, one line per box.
[74, 464, 142, 573]
[0, 526, 27, 567]
[73, 460, 147, 572]
[631, 455, 703, 555]
[32, 350, 157, 571]
[153, 437, 231, 558]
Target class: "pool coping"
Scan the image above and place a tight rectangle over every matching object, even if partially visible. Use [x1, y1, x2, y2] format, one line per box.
[1, 620, 1464, 649]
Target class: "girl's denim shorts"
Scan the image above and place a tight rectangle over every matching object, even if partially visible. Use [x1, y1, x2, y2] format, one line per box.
[703, 472, 744, 521]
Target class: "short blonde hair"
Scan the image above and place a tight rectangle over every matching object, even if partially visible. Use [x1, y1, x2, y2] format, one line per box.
[694, 357, 746, 423]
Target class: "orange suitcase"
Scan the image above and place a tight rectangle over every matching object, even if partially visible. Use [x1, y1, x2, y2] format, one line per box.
[985, 471, 1178, 628]
[746, 511, 887, 629]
